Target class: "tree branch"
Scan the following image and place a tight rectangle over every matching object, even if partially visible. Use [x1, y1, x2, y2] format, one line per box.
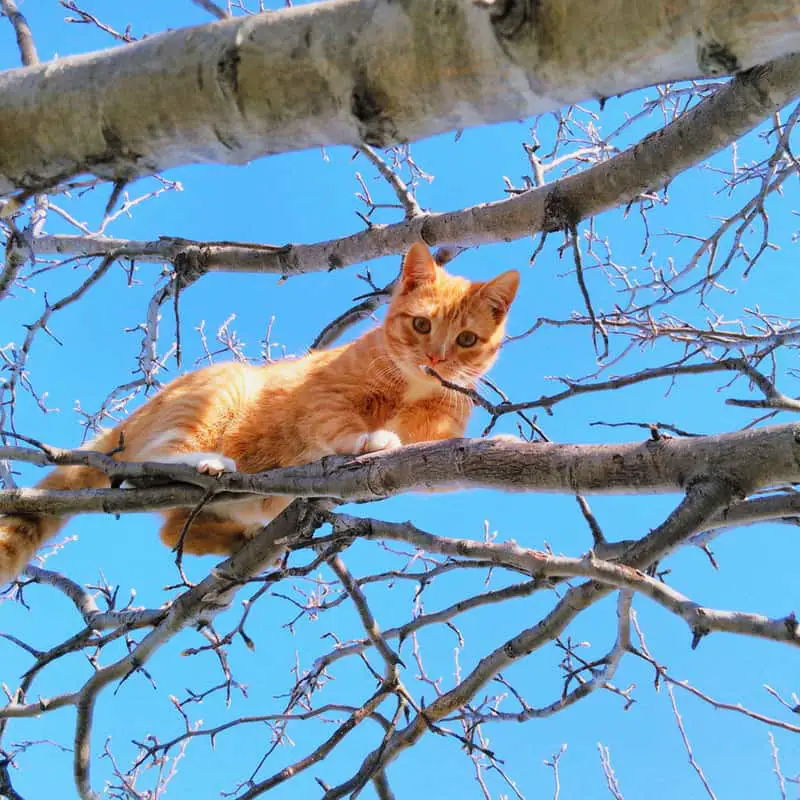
[1, 0, 38, 67]
[327, 513, 800, 647]
[0, 499, 325, 798]
[2, 424, 800, 518]
[332, 478, 735, 786]
[24, 54, 800, 277]
[2, 1, 798, 193]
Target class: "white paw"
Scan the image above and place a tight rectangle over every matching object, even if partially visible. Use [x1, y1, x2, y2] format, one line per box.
[161, 452, 237, 475]
[490, 434, 524, 444]
[143, 451, 238, 475]
[195, 455, 237, 476]
[356, 430, 402, 454]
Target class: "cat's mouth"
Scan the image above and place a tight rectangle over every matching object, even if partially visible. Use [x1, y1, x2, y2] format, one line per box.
[387, 348, 471, 387]
[416, 361, 470, 386]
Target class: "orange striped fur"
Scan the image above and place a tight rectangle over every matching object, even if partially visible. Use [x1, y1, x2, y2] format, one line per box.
[0, 243, 519, 582]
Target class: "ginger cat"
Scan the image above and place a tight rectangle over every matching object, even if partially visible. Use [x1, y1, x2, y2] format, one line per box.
[0, 243, 519, 583]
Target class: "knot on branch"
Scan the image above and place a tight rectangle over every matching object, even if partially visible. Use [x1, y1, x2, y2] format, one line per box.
[477, 0, 533, 40]
[543, 186, 580, 233]
[5, 226, 27, 255]
[685, 473, 750, 505]
[697, 37, 741, 76]
[689, 607, 710, 649]
[351, 70, 396, 148]
[173, 246, 209, 289]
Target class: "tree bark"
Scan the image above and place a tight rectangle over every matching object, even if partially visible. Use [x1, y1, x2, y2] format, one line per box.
[2, 424, 800, 517]
[27, 53, 800, 276]
[1, 0, 799, 193]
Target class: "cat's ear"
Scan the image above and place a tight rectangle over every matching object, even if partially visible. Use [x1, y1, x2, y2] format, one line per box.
[400, 242, 438, 293]
[478, 270, 520, 320]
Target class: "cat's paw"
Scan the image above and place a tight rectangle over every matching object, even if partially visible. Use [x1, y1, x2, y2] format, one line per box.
[194, 455, 237, 476]
[490, 434, 524, 444]
[142, 451, 238, 477]
[356, 430, 402, 454]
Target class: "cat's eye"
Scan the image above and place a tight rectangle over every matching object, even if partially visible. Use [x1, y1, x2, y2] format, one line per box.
[412, 317, 431, 334]
[456, 330, 478, 348]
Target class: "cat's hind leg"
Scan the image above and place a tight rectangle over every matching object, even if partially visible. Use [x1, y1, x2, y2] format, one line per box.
[159, 496, 293, 557]
[146, 451, 237, 477]
[159, 509, 257, 555]
[123, 430, 237, 486]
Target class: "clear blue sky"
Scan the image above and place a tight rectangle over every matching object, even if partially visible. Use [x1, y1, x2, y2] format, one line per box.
[2, 3, 800, 799]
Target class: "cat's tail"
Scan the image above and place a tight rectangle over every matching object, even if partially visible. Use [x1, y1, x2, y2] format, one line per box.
[0, 428, 119, 584]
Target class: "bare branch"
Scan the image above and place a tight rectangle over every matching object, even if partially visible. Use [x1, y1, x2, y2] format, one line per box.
[191, 0, 228, 19]
[328, 514, 800, 648]
[335, 480, 733, 782]
[26, 55, 800, 275]
[326, 554, 403, 678]
[1, 0, 38, 66]
[0, 500, 325, 797]
[357, 145, 421, 219]
[23, 566, 165, 631]
[3, 425, 800, 519]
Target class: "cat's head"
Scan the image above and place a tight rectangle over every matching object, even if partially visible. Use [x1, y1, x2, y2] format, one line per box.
[383, 242, 519, 385]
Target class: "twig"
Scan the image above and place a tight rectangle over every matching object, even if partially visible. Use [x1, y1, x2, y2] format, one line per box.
[597, 744, 624, 800]
[568, 223, 608, 359]
[326, 554, 403, 678]
[191, 0, 228, 19]
[1, 0, 38, 65]
[544, 744, 567, 800]
[357, 145, 421, 218]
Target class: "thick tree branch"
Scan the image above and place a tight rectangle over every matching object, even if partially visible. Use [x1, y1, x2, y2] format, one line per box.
[1, 1, 799, 194]
[2, 424, 800, 518]
[27, 52, 800, 276]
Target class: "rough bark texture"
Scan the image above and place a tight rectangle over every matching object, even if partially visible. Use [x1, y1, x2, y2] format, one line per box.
[2, 424, 800, 518]
[1, 0, 799, 192]
[28, 53, 800, 275]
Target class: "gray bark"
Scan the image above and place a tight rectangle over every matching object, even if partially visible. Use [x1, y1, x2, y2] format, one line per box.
[2, 423, 800, 517]
[29, 53, 800, 276]
[1, 0, 799, 193]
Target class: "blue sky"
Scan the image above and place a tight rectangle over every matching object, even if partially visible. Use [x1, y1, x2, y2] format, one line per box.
[2, 2, 800, 799]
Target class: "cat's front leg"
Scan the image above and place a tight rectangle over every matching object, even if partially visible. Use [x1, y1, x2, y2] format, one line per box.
[356, 430, 402, 454]
[385, 403, 468, 445]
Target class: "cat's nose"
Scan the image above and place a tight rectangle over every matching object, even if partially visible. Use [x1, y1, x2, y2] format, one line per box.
[426, 352, 442, 365]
